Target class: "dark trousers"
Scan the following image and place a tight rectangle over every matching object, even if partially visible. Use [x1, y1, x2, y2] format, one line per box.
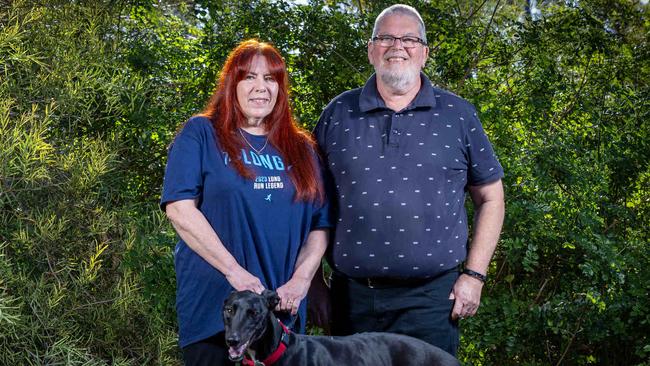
[182, 332, 234, 366]
[331, 270, 460, 356]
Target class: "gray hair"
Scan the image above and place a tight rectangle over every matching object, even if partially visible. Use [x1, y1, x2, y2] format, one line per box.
[371, 4, 427, 44]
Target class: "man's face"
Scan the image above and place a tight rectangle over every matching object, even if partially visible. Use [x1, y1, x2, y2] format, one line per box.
[368, 14, 429, 92]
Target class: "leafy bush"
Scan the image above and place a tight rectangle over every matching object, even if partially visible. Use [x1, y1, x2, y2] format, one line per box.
[1, 3, 178, 364]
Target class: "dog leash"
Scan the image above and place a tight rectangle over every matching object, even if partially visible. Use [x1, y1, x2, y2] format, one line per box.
[240, 320, 291, 366]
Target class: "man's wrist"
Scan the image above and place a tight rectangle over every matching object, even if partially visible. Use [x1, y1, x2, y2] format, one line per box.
[461, 267, 487, 283]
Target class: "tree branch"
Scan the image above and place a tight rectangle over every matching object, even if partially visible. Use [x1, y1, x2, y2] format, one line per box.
[555, 314, 584, 366]
[463, 0, 490, 24]
[458, 0, 501, 89]
[454, 0, 463, 18]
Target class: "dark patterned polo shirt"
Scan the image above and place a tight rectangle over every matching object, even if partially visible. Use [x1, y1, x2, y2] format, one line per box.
[314, 73, 503, 278]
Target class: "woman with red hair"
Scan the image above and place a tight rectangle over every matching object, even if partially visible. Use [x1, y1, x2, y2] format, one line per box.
[161, 40, 331, 365]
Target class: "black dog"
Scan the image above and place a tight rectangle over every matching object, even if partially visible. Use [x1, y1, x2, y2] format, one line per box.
[223, 290, 460, 366]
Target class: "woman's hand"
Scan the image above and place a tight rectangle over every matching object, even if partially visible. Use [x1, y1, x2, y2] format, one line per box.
[276, 229, 329, 316]
[276, 276, 310, 315]
[166, 200, 265, 294]
[226, 267, 265, 294]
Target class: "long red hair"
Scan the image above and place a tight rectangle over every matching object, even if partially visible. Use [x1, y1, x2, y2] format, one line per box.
[200, 39, 323, 202]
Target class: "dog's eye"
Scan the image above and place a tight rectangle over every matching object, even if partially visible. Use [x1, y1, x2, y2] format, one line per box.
[247, 309, 259, 317]
[224, 307, 233, 315]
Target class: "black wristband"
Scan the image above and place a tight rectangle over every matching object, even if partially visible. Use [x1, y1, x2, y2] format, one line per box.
[461, 268, 487, 283]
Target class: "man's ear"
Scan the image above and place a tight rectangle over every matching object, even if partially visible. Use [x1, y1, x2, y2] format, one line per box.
[262, 290, 280, 309]
[421, 46, 429, 68]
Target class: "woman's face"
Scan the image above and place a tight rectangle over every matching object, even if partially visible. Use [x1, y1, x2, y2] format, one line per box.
[236, 55, 279, 127]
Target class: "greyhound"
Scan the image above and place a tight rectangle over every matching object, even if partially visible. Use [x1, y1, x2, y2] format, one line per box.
[223, 290, 460, 366]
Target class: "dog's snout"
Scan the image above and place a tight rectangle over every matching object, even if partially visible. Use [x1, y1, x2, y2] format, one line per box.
[226, 334, 241, 347]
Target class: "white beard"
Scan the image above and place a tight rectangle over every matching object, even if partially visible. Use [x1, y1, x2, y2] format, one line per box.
[377, 65, 420, 94]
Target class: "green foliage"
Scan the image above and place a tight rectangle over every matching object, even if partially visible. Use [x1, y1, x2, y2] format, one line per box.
[1, 0, 648, 364]
[0, 96, 178, 364]
[444, 1, 650, 365]
[0, 2, 178, 364]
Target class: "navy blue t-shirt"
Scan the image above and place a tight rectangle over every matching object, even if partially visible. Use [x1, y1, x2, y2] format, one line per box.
[315, 73, 503, 279]
[160, 116, 331, 347]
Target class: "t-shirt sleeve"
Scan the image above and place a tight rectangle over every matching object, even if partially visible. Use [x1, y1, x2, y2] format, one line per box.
[464, 108, 504, 186]
[311, 106, 338, 230]
[313, 101, 335, 157]
[311, 198, 332, 230]
[309, 149, 334, 230]
[160, 120, 204, 211]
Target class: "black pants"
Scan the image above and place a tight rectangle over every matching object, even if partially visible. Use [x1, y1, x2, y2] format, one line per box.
[331, 270, 460, 356]
[182, 332, 234, 366]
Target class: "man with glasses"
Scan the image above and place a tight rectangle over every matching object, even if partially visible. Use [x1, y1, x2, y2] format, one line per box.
[311, 4, 505, 357]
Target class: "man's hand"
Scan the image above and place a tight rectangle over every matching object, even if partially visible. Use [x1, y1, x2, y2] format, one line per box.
[276, 277, 310, 316]
[449, 274, 484, 320]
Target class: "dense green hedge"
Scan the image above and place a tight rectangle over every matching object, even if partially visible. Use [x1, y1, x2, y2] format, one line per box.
[1, 0, 648, 364]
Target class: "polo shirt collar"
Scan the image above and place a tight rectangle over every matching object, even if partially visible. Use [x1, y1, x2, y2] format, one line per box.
[359, 72, 437, 112]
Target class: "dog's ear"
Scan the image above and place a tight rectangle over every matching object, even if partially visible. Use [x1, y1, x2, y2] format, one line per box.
[262, 290, 280, 309]
[223, 290, 237, 304]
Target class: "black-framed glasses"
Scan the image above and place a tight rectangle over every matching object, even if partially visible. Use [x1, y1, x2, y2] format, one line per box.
[371, 35, 426, 48]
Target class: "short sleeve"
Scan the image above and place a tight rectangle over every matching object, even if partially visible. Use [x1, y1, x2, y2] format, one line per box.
[160, 119, 205, 211]
[309, 149, 334, 230]
[313, 100, 336, 158]
[310, 199, 332, 230]
[464, 108, 504, 186]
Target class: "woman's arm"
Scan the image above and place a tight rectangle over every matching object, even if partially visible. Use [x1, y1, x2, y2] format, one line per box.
[165, 198, 265, 293]
[276, 228, 329, 315]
